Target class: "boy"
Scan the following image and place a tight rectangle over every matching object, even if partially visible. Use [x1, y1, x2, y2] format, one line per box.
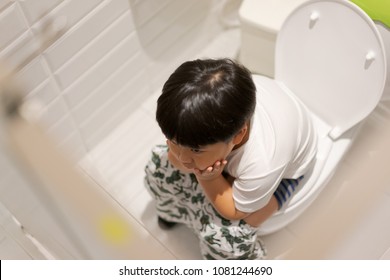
[144, 58, 317, 259]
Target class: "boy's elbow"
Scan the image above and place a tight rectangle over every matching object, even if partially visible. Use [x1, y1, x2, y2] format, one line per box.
[219, 208, 248, 221]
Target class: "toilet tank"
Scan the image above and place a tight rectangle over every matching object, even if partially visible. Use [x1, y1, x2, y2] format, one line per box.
[238, 0, 309, 77]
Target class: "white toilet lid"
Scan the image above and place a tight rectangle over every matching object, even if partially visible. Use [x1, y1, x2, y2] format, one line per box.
[275, 0, 387, 139]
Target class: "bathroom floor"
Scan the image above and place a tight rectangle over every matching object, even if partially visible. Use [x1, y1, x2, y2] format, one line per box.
[80, 29, 390, 260]
[2, 28, 390, 259]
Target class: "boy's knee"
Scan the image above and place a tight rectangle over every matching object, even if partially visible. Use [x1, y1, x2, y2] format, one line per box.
[198, 222, 262, 260]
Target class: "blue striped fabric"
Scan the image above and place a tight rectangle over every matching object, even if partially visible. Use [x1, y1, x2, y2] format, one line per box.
[273, 176, 304, 209]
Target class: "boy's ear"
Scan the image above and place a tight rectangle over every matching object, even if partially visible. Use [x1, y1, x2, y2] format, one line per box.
[232, 124, 248, 145]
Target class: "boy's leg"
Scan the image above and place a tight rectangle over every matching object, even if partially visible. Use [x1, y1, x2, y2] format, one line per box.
[144, 144, 266, 259]
[196, 176, 305, 259]
[144, 145, 198, 226]
[194, 199, 266, 260]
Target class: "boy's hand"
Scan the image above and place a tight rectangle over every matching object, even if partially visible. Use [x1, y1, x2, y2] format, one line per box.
[194, 160, 228, 181]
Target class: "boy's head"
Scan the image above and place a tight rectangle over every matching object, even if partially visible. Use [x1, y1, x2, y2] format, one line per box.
[156, 58, 256, 148]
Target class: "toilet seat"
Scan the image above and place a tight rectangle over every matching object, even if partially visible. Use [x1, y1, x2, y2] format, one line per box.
[256, 0, 387, 235]
[275, 0, 386, 139]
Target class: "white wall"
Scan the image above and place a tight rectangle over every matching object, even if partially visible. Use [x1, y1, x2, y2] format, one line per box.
[0, 0, 231, 258]
[1, 0, 227, 156]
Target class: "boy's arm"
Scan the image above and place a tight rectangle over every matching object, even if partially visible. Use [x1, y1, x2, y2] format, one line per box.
[194, 161, 249, 220]
[197, 166, 278, 226]
[243, 196, 278, 227]
[166, 150, 247, 220]
[169, 153, 277, 225]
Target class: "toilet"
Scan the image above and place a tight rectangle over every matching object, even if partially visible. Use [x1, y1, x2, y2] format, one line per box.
[239, 0, 387, 235]
[239, 0, 309, 78]
[239, 0, 390, 100]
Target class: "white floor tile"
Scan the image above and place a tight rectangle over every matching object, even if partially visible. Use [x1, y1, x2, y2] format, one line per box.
[80, 104, 186, 259]
[261, 229, 297, 259]
[86, 109, 165, 200]
[326, 194, 390, 259]
[125, 189, 202, 259]
[287, 161, 355, 238]
[284, 158, 390, 259]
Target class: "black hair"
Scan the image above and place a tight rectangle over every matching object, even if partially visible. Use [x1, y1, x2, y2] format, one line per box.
[156, 58, 256, 148]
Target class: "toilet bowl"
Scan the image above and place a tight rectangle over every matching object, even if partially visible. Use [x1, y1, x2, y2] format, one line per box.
[243, 0, 388, 235]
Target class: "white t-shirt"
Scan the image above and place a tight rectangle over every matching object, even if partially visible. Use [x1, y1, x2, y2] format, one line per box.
[225, 76, 317, 213]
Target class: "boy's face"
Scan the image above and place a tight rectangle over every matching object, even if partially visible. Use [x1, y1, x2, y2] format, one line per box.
[167, 139, 235, 172]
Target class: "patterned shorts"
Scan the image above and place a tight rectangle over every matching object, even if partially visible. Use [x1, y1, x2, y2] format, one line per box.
[144, 145, 267, 260]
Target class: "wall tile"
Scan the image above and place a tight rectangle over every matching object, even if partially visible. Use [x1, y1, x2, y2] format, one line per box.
[55, 11, 134, 89]
[80, 71, 149, 149]
[129, 0, 171, 27]
[44, 0, 129, 71]
[26, 78, 59, 106]
[46, 114, 76, 145]
[0, 204, 48, 259]
[40, 97, 69, 129]
[19, 0, 63, 25]
[134, 0, 190, 47]
[143, 1, 206, 58]
[0, 229, 5, 243]
[0, 154, 40, 219]
[49, 0, 103, 29]
[0, 31, 35, 71]
[28, 0, 108, 68]
[0, 3, 28, 51]
[381, 247, 390, 260]
[0, 238, 32, 259]
[29, 0, 103, 38]
[0, 0, 12, 11]
[143, 2, 224, 92]
[14, 58, 49, 95]
[71, 46, 146, 124]
[62, 32, 141, 108]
